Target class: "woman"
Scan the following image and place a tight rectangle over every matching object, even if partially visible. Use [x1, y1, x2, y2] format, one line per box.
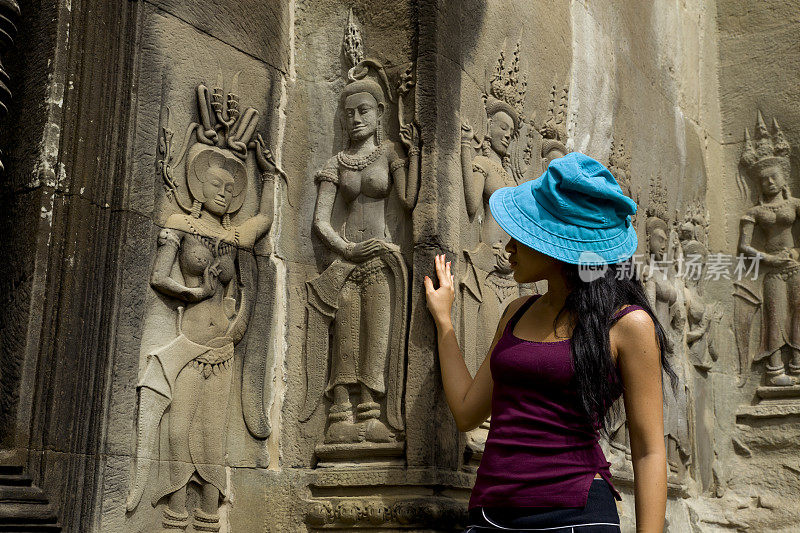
[424, 152, 674, 532]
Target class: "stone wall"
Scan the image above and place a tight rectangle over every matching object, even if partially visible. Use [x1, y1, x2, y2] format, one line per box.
[1, 0, 799, 532]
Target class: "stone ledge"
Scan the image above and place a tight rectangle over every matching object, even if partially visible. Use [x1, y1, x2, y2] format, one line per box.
[756, 385, 800, 400]
[736, 402, 800, 421]
[314, 442, 405, 467]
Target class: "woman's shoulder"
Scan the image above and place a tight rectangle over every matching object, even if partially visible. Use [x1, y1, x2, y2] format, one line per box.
[611, 303, 648, 321]
[501, 294, 540, 322]
[610, 306, 656, 344]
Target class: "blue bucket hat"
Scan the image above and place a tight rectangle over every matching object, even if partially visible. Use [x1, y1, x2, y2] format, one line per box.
[488, 152, 638, 265]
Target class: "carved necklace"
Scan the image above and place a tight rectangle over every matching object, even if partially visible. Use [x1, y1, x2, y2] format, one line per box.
[484, 157, 516, 188]
[759, 199, 793, 212]
[184, 214, 240, 247]
[337, 142, 384, 171]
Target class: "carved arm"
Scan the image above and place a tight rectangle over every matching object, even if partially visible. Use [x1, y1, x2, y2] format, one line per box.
[460, 123, 482, 220]
[394, 123, 421, 211]
[237, 136, 281, 248]
[313, 180, 349, 257]
[150, 229, 215, 303]
[738, 216, 781, 267]
[236, 172, 276, 248]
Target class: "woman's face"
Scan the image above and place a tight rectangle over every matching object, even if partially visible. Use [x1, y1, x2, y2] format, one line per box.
[488, 111, 515, 156]
[505, 237, 560, 283]
[202, 167, 235, 217]
[649, 228, 668, 261]
[758, 164, 785, 197]
[344, 92, 383, 142]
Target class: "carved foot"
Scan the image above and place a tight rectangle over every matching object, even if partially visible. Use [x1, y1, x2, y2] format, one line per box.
[329, 402, 352, 423]
[789, 360, 800, 376]
[766, 363, 796, 386]
[324, 420, 362, 444]
[161, 508, 189, 531]
[192, 508, 220, 532]
[363, 418, 392, 443]
[356, 401, 381, 421]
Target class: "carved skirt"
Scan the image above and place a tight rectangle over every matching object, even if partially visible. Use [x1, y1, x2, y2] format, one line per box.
[145, 335, 234, 502]
[327, 255, 392, 397]
[759, 264, 800, 359]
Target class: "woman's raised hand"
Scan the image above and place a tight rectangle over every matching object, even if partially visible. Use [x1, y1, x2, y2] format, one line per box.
[424, 254, 455, 327]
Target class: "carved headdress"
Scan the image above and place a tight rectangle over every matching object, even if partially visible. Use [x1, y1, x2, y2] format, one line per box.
[159, 71, 261, 224]
[484, 41, 527, 131]
[339, 10, 394, 144]
[645, 175, 670, 243]
[740, 111, 791, 176]
[540, 85, 570, 166]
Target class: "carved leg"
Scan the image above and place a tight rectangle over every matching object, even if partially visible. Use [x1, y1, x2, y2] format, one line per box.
[356, 385, 380, 420]
[358, 385, 391, 443]
[762, 277, 792, 384]
[162, 490, 189, 531]
[358, 272, 392, 443]
[325, 285, 361, 444]
[200, 482, 220, 515]
[766, 359, 795, 386]
[192, 507, 221, 533]
[788, 274, 800, 374]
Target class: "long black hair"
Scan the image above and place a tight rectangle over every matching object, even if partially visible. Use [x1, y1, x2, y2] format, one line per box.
[554, 257, 678, 435]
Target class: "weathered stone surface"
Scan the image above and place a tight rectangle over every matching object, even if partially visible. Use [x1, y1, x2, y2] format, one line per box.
[3, 0, 800, 531]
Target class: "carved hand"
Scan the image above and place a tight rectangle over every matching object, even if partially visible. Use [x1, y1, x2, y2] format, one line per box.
[461, 121, 475, 143]
[344, 238, 395, 262]
[424, 254, 455, 327]
[253, 134, 286, 178]
[185, 262, 220, 302]
[763, 250, 798, 269]
[399, 122, 420, 152]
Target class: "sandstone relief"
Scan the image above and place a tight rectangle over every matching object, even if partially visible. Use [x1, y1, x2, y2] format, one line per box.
[0, 0, 19, 171]
[458, 42, 538, 468]
[126, 76, 282, 531]
[300, 13, 420, 462]
[735, 111, 800, 389]
[608, 139, 640, 229]
[304, 497, 467, 530]
[679, 201, 721, 372]
[538, 84, 571, 168]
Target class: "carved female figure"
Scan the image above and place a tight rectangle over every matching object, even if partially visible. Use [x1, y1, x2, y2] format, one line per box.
[738, 114, 800, 386]
[127, 81, 281, 532]
[458, 44, 535, 387]
[643, 215, 679, 355]
[680, 230, 719, 371]
[302, 63, 420, 448]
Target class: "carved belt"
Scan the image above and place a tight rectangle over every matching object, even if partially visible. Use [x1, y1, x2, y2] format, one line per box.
[193, 340, 234, 378]
[348, 255, 388, 286]
[766, 262, 800, 281]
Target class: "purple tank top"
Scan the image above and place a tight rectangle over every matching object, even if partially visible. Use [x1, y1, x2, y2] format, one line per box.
[468, 294, 645, 510]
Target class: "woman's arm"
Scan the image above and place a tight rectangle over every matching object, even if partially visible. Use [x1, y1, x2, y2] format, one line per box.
[614, 309, 667, 533]
[424, 253, 525, 432]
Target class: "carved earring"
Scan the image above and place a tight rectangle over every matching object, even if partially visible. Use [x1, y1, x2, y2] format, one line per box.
[376, 116, 384, 145]
[222, 213, 231, 230]
[191, 199, 202, 218]
[481, 138, 491, 157]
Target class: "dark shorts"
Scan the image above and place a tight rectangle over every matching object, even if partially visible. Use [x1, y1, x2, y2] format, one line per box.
[464, 478, 621, 532]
